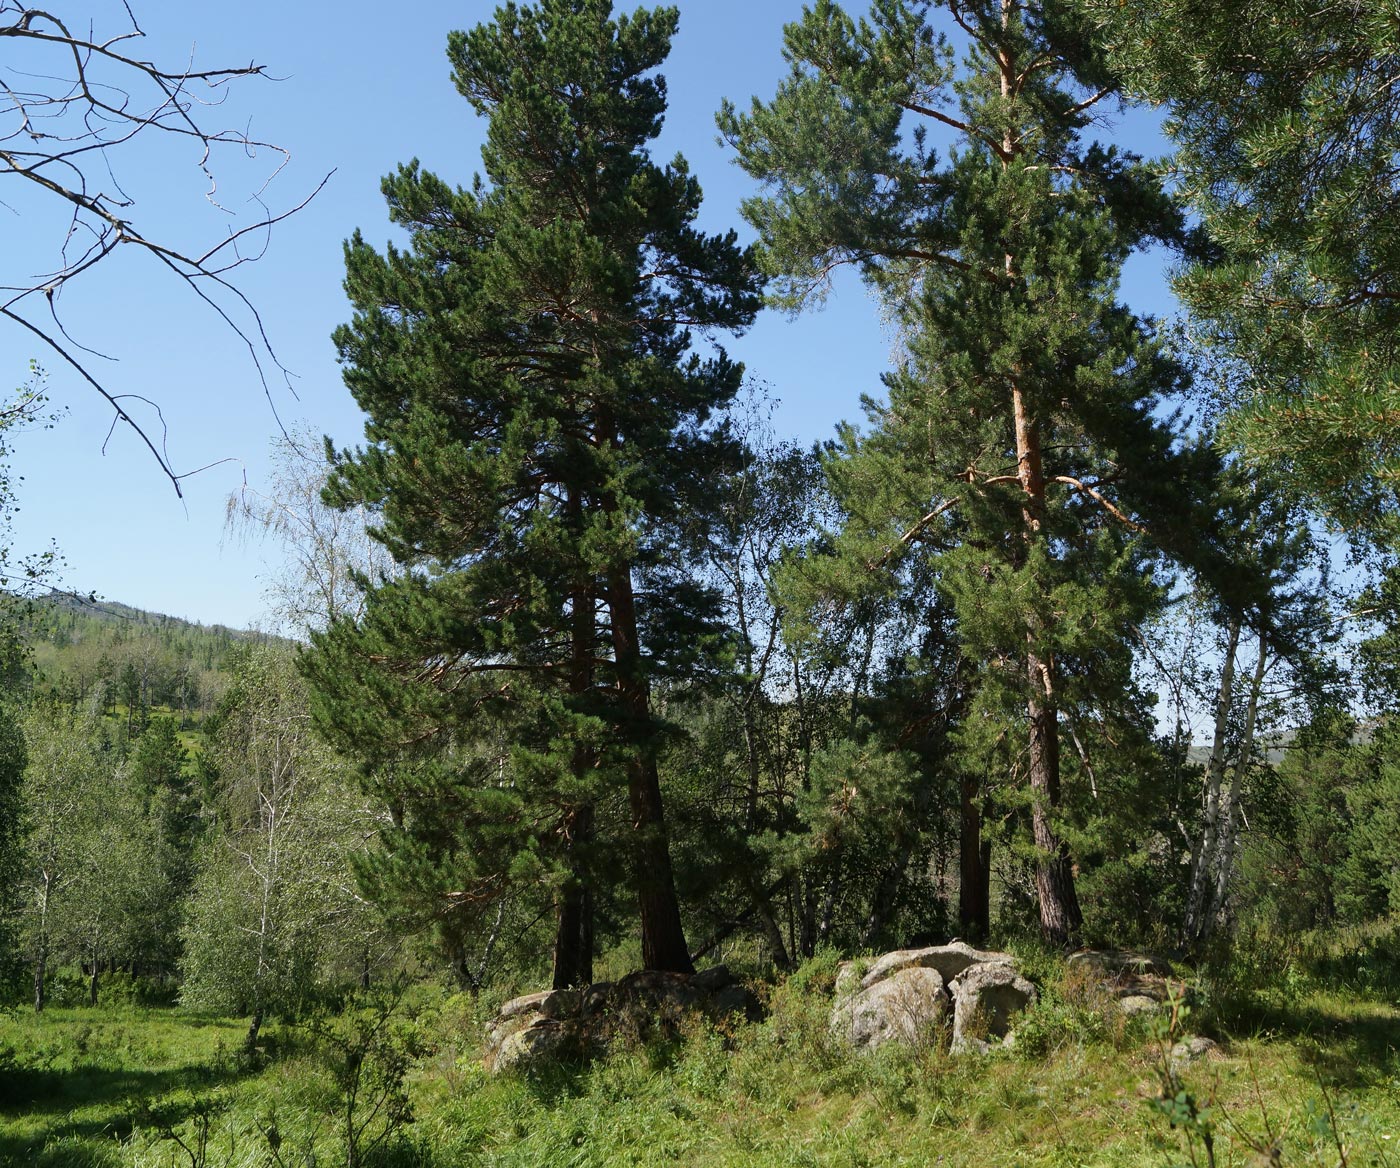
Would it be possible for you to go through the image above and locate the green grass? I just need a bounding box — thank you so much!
[3,965,1399,1168]
[412,977,1400,1168]
[0,1007,250,1166]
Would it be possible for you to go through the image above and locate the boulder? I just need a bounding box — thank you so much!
[1067,949,1188,1014]
[1170,1036,1218,1073]
[950,962,1037,1053]
[834,966,950,1050]
[497,987,582,1023]
[830,941,1037,1053]
[691,964,736,993]
[857,942,1016,993]
[1118,994,1163,1017]
[1067,949,1171,979]
[834,961,861,1005]
[484,966,761,1073]
[491,1020,573,1073]
[710,982,761,1020]
[580,981,614,1016]
[487,987,586,1050]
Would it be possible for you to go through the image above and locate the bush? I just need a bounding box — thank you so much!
[101,972,179,1008]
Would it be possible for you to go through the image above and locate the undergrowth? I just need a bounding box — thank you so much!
[2,949,1399,1167]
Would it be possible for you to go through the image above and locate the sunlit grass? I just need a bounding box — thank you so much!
[2,963,1399,1167]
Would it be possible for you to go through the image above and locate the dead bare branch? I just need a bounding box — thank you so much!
[1,2,324,494]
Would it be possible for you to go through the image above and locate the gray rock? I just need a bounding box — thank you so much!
[1170,1036,1218,1073]
[709,982,761,1020]
[485,969,766,1072]
[1118,994,1163,1017]
[834,961,861,1004]
[580,981,614,1016]
[859,942,1015,992]
[950,962,1037,1053]
[691,964,736,993]
[492,1020,571,1073]
[834,966,950,1050]
[1067,949,1171,978]
[497,987,582,1022]
[1067,949,1188,1011]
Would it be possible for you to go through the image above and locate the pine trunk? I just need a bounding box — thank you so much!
[552,805,595,989]
[1012,377,1082,948]
[1001,0,1082,943]
[553,548,597,989]
[959,774,990,942]
[1028,667,1082,947]
[607,564,693,974]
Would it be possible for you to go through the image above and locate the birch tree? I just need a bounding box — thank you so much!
[181,648,381,1051]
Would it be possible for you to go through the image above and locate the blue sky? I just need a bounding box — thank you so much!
[4,0,1173,630]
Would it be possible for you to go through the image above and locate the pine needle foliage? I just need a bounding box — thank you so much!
[304,0,762,984]
[720,0,1218,944]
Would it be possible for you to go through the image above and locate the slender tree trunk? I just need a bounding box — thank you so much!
[607,563,693,974]
[796,874,815,960]
[818,863,840,944]
[959,774,990,942]
[552,805,595,989]
[33,872,51,1013]
[1182,616,1242,950]
[553,536,596,989]
[790,656,818,959]
[475,898,508,991]
[32,948,46,1014]
[1013,379,1082,947]
[753,883,793,970]
[1201,629,1267,943]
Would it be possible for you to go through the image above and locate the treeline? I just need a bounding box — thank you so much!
[25,593,284,733]
[0,641,386,1043]
[4,0,1400,1027]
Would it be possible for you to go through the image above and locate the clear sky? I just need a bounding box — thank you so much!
[4,0,1173,631]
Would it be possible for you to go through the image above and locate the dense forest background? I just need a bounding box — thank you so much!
[3,0,1400,1021]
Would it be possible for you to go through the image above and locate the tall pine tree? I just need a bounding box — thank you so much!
[721,0,1209,945]
[305,0,760,985]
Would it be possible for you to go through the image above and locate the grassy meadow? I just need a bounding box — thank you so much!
[4,948,1400,1168]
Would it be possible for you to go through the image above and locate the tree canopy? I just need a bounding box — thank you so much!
[304,0,762,984]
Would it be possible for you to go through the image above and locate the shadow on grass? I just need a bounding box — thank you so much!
[0,1134,124,1168]
[0,1058,247,1163]
[1213,995,1400,1089]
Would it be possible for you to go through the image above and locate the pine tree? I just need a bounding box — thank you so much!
[721,0,1209,945]
[1077,0,1400,536]
[304,0,760,984]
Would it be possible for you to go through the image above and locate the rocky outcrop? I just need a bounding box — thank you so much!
[834,966,951,1049]
[832,941,1035,1054]
[484,965,760,1074]
[949,962,1038,1053]
[1067,949,1187,1016]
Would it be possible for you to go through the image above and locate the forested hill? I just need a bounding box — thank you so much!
[21,591,286,730]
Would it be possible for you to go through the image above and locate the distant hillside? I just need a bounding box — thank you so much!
[23,591,291,730]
